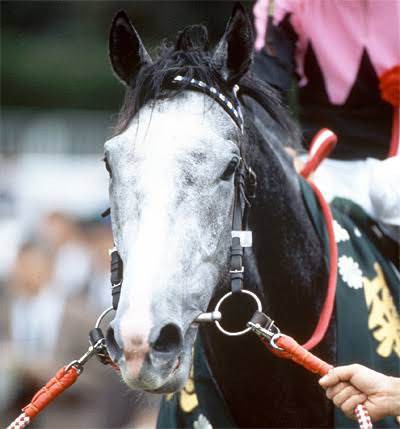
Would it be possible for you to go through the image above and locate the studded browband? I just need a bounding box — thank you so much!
[172,75,244,133]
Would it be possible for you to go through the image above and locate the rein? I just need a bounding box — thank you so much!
[7,79,372,429]
[300,129,338,350]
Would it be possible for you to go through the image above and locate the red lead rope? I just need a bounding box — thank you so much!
[256,333,372,429]
[7,314,119,429]
[7,366,79,429]
[301,179,338,351]
[300,129,338,351]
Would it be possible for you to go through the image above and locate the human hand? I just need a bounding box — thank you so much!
[319,364,400,422]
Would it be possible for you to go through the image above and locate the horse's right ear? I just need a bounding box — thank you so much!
[213,3,253,86]
[109,10,152,85]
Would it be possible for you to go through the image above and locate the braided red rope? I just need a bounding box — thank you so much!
[7,366,79,429]
[258,333,372,428]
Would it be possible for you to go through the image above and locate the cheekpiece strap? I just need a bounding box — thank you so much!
[229,161,256,293]
[172,75,244,133]
[109,247,123,310]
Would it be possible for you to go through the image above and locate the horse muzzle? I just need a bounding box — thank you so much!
[106,317,195,390]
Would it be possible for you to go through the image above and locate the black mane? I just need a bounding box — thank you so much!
[114,24,300,149]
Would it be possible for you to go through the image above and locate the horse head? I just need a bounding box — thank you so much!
[104,5,254,392]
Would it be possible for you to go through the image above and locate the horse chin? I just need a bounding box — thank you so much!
[150,360,191,394]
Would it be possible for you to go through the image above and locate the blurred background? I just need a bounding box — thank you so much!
[0,1,251,427]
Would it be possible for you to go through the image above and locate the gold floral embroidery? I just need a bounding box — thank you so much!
[179,365,199,412]
[363,263,400,358]
[165,365,199,413]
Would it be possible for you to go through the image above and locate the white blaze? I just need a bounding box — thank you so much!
[105,91,239,344]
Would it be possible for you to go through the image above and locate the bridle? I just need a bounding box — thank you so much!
[97,76,341,388]
[104,76,338,343]
[108,75,260,329]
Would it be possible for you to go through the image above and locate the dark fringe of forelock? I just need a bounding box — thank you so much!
[114,37,225,134]
[113,24,300,149]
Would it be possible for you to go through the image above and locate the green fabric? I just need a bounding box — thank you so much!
[300,179,400,429]
[158,180,399,429]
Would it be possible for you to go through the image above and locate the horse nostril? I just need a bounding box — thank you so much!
[106,326,123,362]
[151,323,182,355]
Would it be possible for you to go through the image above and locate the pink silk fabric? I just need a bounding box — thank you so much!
[253,0,400,105]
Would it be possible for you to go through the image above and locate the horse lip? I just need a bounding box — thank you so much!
[153,355,183,390]
[172,356,181,372]
[144,364,182,394]
[118,351,182,388]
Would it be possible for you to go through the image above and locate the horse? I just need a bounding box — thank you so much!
[103,5,399,428]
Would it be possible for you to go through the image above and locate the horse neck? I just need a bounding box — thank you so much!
[200,114,333,428]
[249,137,328,341]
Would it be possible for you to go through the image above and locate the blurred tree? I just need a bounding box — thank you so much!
[1,1,252,111]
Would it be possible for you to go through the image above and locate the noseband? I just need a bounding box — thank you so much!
[109,75,257,311]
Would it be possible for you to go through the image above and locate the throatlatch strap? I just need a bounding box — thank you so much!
[229,163,248,293]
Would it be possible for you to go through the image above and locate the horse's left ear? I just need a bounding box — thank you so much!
[213,3,253,85]
[109,10,152,85]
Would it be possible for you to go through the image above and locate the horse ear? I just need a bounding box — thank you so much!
[213,3,253,85]
[109,10,152,85]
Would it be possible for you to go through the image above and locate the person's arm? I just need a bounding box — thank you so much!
[319,364,400,421]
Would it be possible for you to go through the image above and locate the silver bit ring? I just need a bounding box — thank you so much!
[214,290,262,336]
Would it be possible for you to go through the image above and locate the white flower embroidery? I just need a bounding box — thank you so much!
[354,227,362,237]
[338,255,364,289]
[193,414,213,429]
[333,220,350,243]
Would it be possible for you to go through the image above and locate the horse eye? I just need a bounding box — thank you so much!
[221,156,240,180]
[103,156,112,178]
